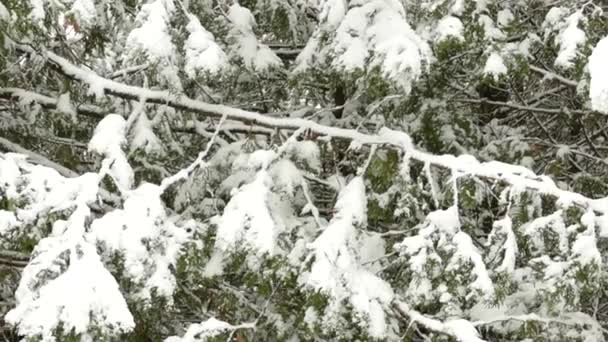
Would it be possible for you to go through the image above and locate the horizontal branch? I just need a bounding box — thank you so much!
[0,250,30,268]
[18,49,608,214]
[452,98,590,116]
[393,301,486,342]
[0,88,106,119]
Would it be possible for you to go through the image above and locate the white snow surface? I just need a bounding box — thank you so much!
[484,53,507,79]
[554,11,585,68]
[0,2,9,21]
[184,14,227,77]
[227,3,282,71]
[165,318,254,342]
[435,16,464,42]
[304,177,394,339]
[297,0,431,92]
[69,0,97,27]
[126,0,176,60]
[589,35,608,114]
[6,206,135,341]
[88,183,190,301]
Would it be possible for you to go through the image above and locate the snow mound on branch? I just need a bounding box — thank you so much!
[0,153,99,224]
[589,35,608,114]
[483,53,507,80]
[88,183,190,301]
[0,3,9,21]
[296,0,430,93]
[554,11,586,68]
[215,168,278,254]
[165,317,254,342]
[27,0,46,22]
[126,0,176,60]
[89,114,134,190]
[214,150,288,255]
[435,16,464,42]
[129,111,164,155]
[6,206,134,341]
[304,177,394,338]
[543,8,586,69]
[69,0,97,28]
[184,14,227,77]
[227,3,282,71]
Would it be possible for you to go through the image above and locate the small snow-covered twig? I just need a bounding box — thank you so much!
[393,300,486,342]
[529,65,578,88]
[159,115,227,192]
[109,63,150,80]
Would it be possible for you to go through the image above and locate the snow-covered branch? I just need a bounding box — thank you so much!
[0,87,106,119]
[32,49,608,214]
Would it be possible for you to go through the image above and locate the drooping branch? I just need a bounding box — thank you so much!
[452,98,590,116]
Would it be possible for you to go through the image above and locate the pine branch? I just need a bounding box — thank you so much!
[0,88,106,119]
[23,48,607,214]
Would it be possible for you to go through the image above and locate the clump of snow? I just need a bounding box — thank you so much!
[0,210,17,234]
[126,0,176,60]
[319,0,347,29]
[435,16,464,42]
[89,114,134,190]
[487,216,518,273]
[69,0,97,28]
[129,111,164,155]
[296,0,431,93]
[28,0,46,22]
[0,2,9,21]
[227,3,282,71]
[56,92,76,121]
[6,206,135,341]
[522,210,568,255]
[285,140,321,172]
[478,15,505,41]
[483,53,507,80]
[304,177,394,339]
[497,9,514,28]
[543,8,585,69]
[450,0,465,15]
[0,152,99,227]
[184,14,227,77]
[572,211,601,266]
[589,35,608,114]
[450,231,494,297]
[88,183,190,301]
[554,11,586,68]
[165,318,254,342]
[215,168,278,254]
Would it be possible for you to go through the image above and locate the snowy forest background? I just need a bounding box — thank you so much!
[1,0,608,341]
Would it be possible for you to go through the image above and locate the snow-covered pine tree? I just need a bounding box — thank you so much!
[1,0,608,341]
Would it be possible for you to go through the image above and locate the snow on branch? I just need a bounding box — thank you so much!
[165,317,254,342]
[393,301,486,342]
[18,48,605,214]
[0,87,106,118]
